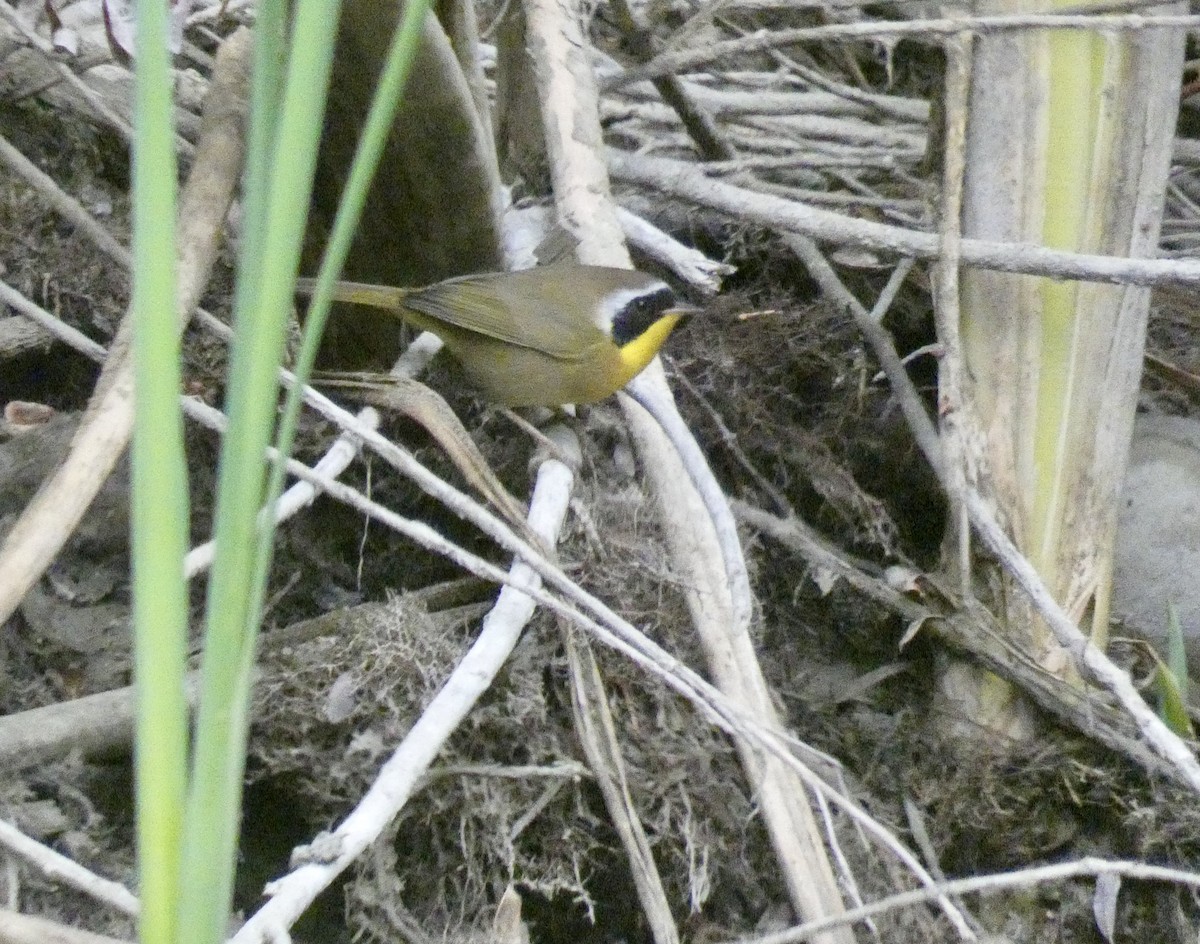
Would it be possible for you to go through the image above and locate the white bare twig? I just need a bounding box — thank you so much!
[0,908,131,944]
[182,411,378,578]
[520,0,685,935]
[609,150,1200,286]
[729,857,1200,944]
[605,12,1200,90]
[964,489,1200,792]
[0,819,139,918]
[0,280,107,361]
[932,35,972,596]
[229,435,579,942]
[617,206,734,293]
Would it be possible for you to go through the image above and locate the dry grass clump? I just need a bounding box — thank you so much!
[249,465,781,939]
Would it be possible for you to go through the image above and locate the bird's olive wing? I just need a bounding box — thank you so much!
[402,273,595,361]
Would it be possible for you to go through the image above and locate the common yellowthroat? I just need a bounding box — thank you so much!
[295,264,695,408]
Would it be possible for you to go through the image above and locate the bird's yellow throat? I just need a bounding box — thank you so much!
[615,312,684,383]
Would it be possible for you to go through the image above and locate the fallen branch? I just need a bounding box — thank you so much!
[609,150,1200,286]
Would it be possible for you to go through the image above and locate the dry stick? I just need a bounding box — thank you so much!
[229,435,580,944]
[519,0,683,938]
[732,498,1186,784]
[0,280,108,360]
[735,112,926,153]
[621,380,752,635]
[0,820,139,918]
[932,35,972,596]
[242,378,737,744]
[616,206,734,294]
[965,489,1200,791]
[786,237,942,466]
[663,0,940,49]
[732,502,924,619]
[0,4,194,159]
[181,409,377,578]
[617,14,929,155]
[828,171,927,230]
[611,81,923,123]
[0,28,252,628]
[607,150,1200,286]
[749,55,928,124]
[731,857,1200,944]
[566,639,681,944]
[0,137,131,265]
[596,48,931,123]
[0,316,53,361]
[526,0,870,937]
[607,0,736,161]
[0,669,200,772]
[868,258,915,325]
[0,606,498,782]
[426,761,590,782]
[604,98,923,166]
[602,11,1200,90]
[507,777,573,844]
[0,908,131,944]
[697,152,912,176]
[807,791,877,941]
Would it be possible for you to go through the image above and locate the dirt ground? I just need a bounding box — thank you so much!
[4,30,1200,944]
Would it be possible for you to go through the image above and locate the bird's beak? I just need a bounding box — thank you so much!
[667,304,703,325]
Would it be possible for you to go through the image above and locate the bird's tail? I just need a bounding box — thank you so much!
[294,277,409,310]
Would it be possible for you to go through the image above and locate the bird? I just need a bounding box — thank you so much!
[294,263,696,407]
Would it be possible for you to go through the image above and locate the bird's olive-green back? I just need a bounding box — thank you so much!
[401,264,665,361]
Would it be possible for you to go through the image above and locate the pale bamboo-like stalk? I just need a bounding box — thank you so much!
[952,8,1185,705]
